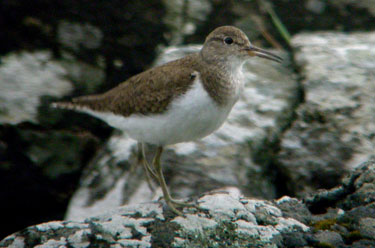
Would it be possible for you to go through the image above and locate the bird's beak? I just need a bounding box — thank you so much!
[244,45,283,63]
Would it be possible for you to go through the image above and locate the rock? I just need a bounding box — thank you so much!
[57,53,105,96]
[162,0,211,45]
[331,0,375,17]
[269,0,375,33]
[314,230,344,247]
[0,125,100,241]
[0,51,72,124]
[351,240,375,248]
[306,160,375,247]
[64,45,297,221]
[358,217,375,240]
[57,21,103,51]
[0,191,310,248]
[2,158,375,247]
[278,31,375,196]
[275,196,312,224]
[0,1,167,89]
[0,49,106,239]
[340,160,375,209]
[0,1,170,239]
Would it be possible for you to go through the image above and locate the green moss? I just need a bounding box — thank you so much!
[150,220,180,247]
[313,219,337,230]
[21,129,98,179]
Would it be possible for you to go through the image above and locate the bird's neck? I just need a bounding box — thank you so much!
[198,54,245,106]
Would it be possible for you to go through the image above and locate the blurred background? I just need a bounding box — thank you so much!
[1,0,375,240]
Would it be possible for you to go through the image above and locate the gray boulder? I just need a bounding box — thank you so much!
[278,31,375,196]
[0,190,310,248]
[2,159,375,247]
[0,51,72,125]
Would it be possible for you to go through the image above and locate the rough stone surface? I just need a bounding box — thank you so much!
[3,160,375,247]
[0,51,72,124]
[305,160,375,247]
[269,0,375,33]
[163,0,211,45]
[57,21,103,51]
[359,217,375,240]
[315,230,344,247]
[278,31,375,196]
[0,191,310,248]
[331,0,375,16]
[275,196,312,225]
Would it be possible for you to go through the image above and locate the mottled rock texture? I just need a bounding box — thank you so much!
[1,191,311,248]
[278,31,375,196]
[0,0,165,239]
[2,160,375,247]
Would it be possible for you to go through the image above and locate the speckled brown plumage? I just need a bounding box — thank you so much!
[55,54,200,116]
[54,52,237,116]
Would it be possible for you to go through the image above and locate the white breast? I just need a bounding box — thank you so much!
[82,72,240,146]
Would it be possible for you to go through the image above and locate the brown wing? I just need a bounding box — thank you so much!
[58,55,198,117]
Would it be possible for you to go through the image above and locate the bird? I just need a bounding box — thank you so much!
[53,26,282,215]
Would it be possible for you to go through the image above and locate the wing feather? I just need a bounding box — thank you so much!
[55,54,199,117]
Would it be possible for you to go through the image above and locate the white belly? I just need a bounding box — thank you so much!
[84,75,239,145]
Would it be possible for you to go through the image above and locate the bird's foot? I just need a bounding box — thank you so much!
[163,197,204,215]
[165,200,184,216]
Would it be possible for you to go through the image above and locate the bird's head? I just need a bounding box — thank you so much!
[201,26,282,69]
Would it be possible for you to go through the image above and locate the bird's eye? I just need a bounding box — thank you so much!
[224,37,233,45]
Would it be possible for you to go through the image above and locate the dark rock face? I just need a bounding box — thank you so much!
[0,124,100,240]
[278,31,375,197]
[270,0,375,33]
[307,160,375,247]
[0,0,166,240]
[0,0,166,90]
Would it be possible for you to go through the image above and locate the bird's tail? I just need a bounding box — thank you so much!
[51,94,105,111]
[51,101,76,110]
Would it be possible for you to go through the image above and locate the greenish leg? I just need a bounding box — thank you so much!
[152,146,184,215]
[137,142,158,191]
[152,146,203,215]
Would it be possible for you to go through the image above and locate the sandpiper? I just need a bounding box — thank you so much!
[53,26,282,215]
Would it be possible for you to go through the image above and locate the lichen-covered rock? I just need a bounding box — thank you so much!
[2,159,375,247]
[314,230,344,247]
[0,191,310,248]
[0,50,105,240]
[0,51,72,124]
[306,160,375,247]
[278,31,375,196]
[275,196,312,225]
[359,217,375,240]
